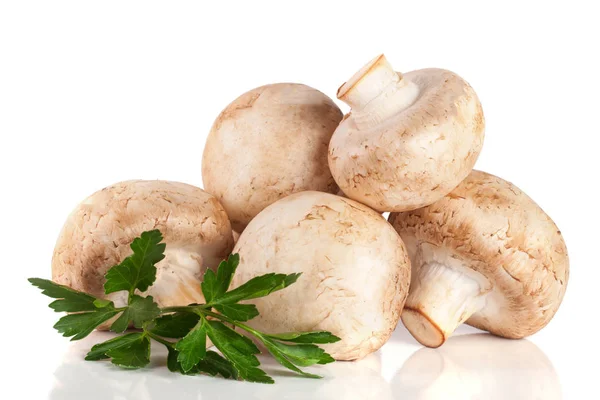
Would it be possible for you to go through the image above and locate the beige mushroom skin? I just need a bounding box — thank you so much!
[389,170,569,347]
[329,55,485,212]
[231,191,411,360]
[202,83,343,232]
[52,180,234,325]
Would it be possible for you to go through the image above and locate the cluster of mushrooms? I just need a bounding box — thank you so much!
[52,54,569,361]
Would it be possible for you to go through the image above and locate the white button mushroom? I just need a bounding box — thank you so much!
[202,83,343,232]
[52,180,234,315]
[329,54,485,212]
[230,191,411,360]
[389,170,569,347]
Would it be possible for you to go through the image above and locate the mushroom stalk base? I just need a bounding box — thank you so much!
[402,262,489,348]
[337,54,419,129]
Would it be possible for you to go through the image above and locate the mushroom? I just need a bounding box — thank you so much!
[393,334,561,400]
[232,230,241,245]
[329,54,485,212]
[52,180,234,318]
[231,191,411,360]
[202,83,343,232]
[389,170,569,347]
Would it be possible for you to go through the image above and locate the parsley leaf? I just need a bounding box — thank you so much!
[107,335,151,369]
[265,331,341,344]
[205,320,273,384]
[31,230,340,383]
[174,319,207,372]
[86,332,146,360]
[196,351,239,379]
[167,348,238,379]
[93,299,114,308]
[213,303,259,321]
[149,313,199,338]
[28,278,100,312]
[257,336,335,379]
[201,254,239,304]
[262,341,321,379]
[53,308,120,340]
[110,295,161,333]
[267,341,334,366]
[212,273,301,305]
[104,230,166,295]
[86,332,151,368]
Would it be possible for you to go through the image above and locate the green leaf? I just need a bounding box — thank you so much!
[270,340,334,366]
[263,340,321,379]
[167,347,182,373]
[149,312,199,338]
[53,309,120,340]
[198,351,239,379]
[86,332,146,361]
[104,230,166,295]
[106,335,151,369]
[31,238,338,383]
[28,278,100,312]
[205,320,273,384]
[174,320,207,372]
[202,254,239,304]
[110,295,160,333]
[213,273,301,305]
[265,331,341,344]
[258,336,336,379]
[213,303,259,322]
[216,253,239,291]
[200,270,218,303]
[167,348,238,379]
[93,299,114,308]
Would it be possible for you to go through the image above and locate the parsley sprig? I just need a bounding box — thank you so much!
[29,230,340,383]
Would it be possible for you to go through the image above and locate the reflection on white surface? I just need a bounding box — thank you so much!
[48,331,560,400]
[392,334,561,400]
[49,332,391,400]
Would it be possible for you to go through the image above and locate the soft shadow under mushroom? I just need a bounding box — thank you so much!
[392,334,561,400]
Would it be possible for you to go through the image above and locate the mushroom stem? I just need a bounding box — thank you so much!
[337,54,420,128]
[401,262,490,348]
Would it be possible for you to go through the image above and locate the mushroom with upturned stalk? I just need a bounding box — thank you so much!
[52,180,234,321]
[202,83,343,232]
[231,191,411,360]
[389,170,569,347]
[329,54,485,212]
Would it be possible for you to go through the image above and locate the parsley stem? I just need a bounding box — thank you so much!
[145,330,174,348]
[160,306,197,314]
[160,304,210,314]
[201,309,261,337]
[127,288,135,304]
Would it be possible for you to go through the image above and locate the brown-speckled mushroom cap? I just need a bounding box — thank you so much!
[231,191,411,360]
[329,54,484,212]
[202,83,343,232]
[52,180,234,315]
[389,170,569,347]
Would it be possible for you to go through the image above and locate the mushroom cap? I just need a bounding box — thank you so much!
[52,180,234,311]
[389,170,569,338]
[329,68,484,212]
[231,191,411,360]
[202,83,343,232]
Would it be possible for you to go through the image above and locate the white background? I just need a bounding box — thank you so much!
[1,1,598,399]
